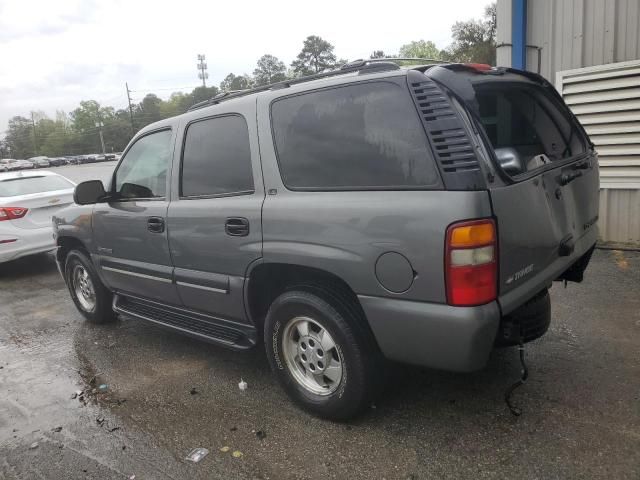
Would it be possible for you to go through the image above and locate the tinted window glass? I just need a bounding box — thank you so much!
[115,129,172,198]
[181,115,254,197]
[476,86,586,175]
[0,175,74,197]
[271,82,440,189]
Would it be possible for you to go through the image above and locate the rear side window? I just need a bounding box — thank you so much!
[181,115,254,197]
[476,85,586,175]
[0,175,73,197]
[271,82,440,190]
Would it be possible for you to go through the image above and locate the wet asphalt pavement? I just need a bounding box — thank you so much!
[1,164,639,479]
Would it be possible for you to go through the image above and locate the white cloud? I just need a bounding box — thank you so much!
[0,0,488,132]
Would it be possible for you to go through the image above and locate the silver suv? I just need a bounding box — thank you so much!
[53,61,599,420]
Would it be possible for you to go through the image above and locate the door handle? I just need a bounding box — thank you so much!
[147,216,165,233]
[225,217,249,236]
[559,170,583,186]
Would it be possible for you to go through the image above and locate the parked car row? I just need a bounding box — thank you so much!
[0,153,121,171]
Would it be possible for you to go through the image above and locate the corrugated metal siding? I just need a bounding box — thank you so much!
[496,0,513,66]
[496,0,640,80]
[556,60,640,245]
[599,188,640,244]
[556,60,640,189]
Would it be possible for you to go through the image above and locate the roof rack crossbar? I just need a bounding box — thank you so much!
[188,58,442,112]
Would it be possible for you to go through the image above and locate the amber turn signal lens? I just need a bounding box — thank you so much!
[449,222,495,248]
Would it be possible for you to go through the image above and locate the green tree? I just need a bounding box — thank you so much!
[101,112,133,152]
[398,40,442,60]
[134,94,163,129]
[191,86,220,104]
[219,73,252,92]
[39,115,70,156]
[253,54,287,86]
[443,2,497,64]
[370,50,387,59]
[70,100,114,153]
[4,116,34,159]
[291,35,337,75]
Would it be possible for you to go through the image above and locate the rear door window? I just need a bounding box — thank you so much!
[271,81,441,190]
[476,85,586,176]
[180,115,254,197]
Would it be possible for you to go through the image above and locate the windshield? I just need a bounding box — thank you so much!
[0,175,74,197]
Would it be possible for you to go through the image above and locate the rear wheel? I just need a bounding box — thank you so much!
[65,249,115,324]
[264,288,380,420]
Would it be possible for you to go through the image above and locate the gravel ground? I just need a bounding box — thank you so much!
[0,168,638,478]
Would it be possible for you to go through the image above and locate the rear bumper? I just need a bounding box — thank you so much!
[359,295,500,372]
[0,224,55,263]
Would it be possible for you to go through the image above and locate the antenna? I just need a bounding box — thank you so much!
[197,54,209,87]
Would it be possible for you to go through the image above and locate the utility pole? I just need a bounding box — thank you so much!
[197,54,208,87]
[126,82,135,136]
[95,121,106,154]
[30,112,38,155]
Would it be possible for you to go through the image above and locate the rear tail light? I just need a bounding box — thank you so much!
[0,207,28,221]
[445,219,497,306]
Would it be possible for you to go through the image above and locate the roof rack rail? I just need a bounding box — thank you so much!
[368,57,446,64]
[187,58,440,112]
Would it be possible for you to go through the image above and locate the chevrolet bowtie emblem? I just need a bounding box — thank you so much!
[48,198,61,204]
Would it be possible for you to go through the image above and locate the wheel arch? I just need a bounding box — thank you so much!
[245,262,376,346]
[56,236,89,266]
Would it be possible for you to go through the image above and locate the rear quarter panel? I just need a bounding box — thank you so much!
[261,190,492,302]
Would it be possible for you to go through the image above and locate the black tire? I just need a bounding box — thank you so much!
[64,249,115,324]
[264,287,381,421]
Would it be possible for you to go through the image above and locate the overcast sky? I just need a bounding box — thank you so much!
[0,0,487,134]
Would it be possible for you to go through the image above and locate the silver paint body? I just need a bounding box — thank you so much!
[53,68,599,372]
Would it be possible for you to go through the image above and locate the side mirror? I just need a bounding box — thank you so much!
[74,180,107,205]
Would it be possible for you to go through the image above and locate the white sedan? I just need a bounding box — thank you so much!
[0,170,75,263]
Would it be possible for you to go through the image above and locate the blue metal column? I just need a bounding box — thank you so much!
[512,0,527,69]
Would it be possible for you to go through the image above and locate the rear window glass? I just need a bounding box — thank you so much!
[271,82,440,190]
[476,85,586,176]
[0,175,74,197]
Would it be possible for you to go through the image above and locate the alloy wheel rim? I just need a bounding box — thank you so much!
[282,316,343,396]
[72,265,96,312]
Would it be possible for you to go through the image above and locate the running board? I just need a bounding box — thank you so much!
[113,294,257,350]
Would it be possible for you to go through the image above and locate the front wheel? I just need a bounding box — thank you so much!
[65,249,115,324]
[264,288,380,420]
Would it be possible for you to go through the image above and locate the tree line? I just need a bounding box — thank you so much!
[0,4,495,159]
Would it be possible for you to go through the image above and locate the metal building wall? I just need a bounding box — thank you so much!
[497,0,640,80]
[557,60,640,245]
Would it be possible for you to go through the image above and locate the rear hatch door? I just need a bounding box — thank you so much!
[429,67,600,314]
